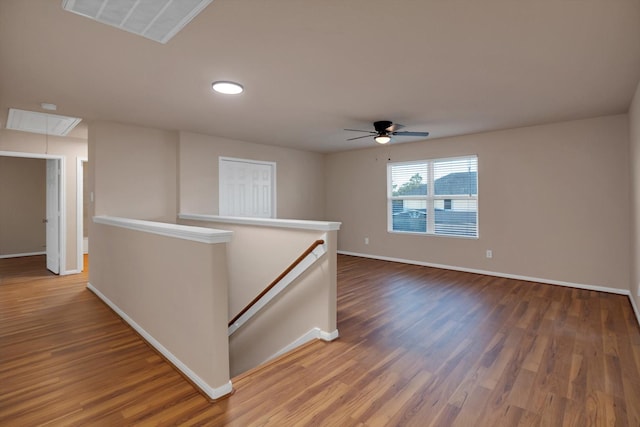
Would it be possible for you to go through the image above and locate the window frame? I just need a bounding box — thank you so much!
[387,155,478,238]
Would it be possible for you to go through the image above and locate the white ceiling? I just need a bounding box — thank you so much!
[1,0,639,153]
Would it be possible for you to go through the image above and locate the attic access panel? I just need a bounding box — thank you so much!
[6,109,82,136]
[62,0,214,44]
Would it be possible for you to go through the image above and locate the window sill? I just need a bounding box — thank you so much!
[387,230,479,240]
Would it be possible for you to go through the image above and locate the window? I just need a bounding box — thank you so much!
[219,157,276,218]
[388,155,478,237]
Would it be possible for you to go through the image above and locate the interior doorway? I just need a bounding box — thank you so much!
[0,151,65,274]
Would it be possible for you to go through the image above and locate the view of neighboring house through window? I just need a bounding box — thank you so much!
[388,155,478,237]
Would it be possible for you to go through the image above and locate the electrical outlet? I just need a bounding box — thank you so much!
[364,237,369,245]
[486,249,493,259]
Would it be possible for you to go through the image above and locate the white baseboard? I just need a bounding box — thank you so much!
[267,327,339,362]
[338,250,640,327]
[319,329,340,341]
[0,252,80,276]
[0,251,46,259]
[338,250,628,295]
[629,295,640,328]
[86,282,233,400]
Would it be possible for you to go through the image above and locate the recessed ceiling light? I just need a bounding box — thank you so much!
[41,103,57,111]
[212,81,244,95]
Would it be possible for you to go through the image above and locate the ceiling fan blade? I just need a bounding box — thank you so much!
[347,134,375,141]
[344,128,375,133]
[373,120,393,133]
[391,131,430,137]
[387,123,405,132]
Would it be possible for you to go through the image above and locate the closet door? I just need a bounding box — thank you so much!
[219,157,275,218]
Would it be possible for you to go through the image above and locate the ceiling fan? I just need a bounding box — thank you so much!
[345,120,430,144]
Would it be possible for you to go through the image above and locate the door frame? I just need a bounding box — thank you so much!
[0,150,66,274]
[76,157,87,272]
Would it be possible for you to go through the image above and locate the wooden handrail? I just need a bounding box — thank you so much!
[228,239,325,327]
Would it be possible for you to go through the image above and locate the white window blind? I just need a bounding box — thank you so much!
[388,155,478,237]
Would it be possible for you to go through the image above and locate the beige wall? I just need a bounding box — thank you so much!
[179,131,326,220]
[629,80,640,310]
[89,120,336,378]
[0,157,45,256]
[179,217,337,376]
[89,124,325,224]
[89,121,178,222]
[89,223,230,392]
[0,129,87,271]
[327,115,631,290]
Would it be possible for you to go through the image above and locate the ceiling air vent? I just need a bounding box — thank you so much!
[6,109,82,136]
[62,0,214,44]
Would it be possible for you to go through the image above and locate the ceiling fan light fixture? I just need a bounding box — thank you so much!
[375,135,391,144]
[344,120,429,144]
[212,81,244,95]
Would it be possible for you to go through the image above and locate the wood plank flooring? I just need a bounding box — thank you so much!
[2,254,640,426]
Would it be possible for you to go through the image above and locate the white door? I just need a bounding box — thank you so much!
[46,159,60,274]
[219,158,275,218]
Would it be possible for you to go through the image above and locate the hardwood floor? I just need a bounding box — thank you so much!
[2,255,640,426]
